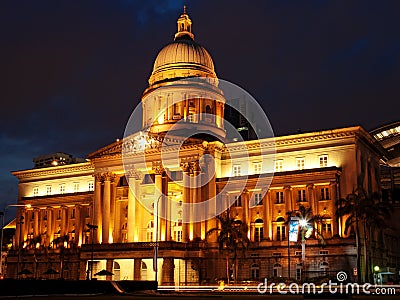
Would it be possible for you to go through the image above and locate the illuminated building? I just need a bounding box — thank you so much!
[7,9,400,284]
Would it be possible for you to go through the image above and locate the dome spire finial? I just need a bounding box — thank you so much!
[174,6,194,41]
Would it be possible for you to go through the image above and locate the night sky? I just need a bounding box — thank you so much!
[1,0,400,212]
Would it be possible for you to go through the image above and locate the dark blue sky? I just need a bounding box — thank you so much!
[1,0,400,211]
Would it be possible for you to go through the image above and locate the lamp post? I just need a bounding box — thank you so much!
[154,194,163,285]
[0,204,31,277]
[86,223,98,280]
[298,218,309,279]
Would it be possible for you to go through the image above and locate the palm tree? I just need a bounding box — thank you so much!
[336,187,391,283]
[205,209,249,284]
[287,205,325,279]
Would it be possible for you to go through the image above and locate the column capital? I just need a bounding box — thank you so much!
[126,169,142,180]
[306,183,314,188]
[152,163,165,175]
[189,161,201,173]
[94,173,104,182]
[284,185,292,190]
[103,172,116,182]
[180,162,191,173]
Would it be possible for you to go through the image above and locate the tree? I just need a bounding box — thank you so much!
[336,187,391,283]
[287,205,325,279]
[205,209,249,284]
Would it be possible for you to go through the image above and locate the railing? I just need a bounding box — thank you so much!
[80,241,203,252]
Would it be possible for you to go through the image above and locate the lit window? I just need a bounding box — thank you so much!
[276,191,284,204]
[296,158,305,170]
[254,219,263,242]
[253,162,262,174]
[273,263,282,277]
[46,186,52,195]
[60,184,66,194]
[322,222,332,235]
[319,155,328,168]
[33,187,39,197]
[146,221,154,242]
[274,160,283,172]
[297,190,307,202]
[320,250,329,255]
[321,188,330,200]
[251,263,260,280]
[234,195,242,207]
[88,181,94,191]
[233,165,241,176]
[253,193,263,206]
[73,182,79,192]
[276,225,286,241]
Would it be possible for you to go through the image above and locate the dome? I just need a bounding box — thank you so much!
[148,8,217,86]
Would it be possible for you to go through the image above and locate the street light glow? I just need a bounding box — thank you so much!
[299,219,308,227]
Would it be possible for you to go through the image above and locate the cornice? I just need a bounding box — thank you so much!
[12,162,94,181]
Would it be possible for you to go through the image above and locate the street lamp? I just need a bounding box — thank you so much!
[86,223,98,280]
[0,204,31,276]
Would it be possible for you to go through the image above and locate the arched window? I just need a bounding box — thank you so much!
[113,262,121,281]
[251,263,260,280]
[276,217,286,241]
[254,219,264,242]
[273,263,282,277]
[141,261,148,280]
[147,221,154,242]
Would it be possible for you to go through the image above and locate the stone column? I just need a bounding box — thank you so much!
[163,173,171,241]
[33,209,39,237]
[94,174,103,243]
[330,181,339,236]
[307,184,315,210]
[102,173,114,244]
[110,176,117,243]
[60,206,68,237]
[161,258,175,286]
[47,207,53,246]
[284,186,292,212]
[264,190,271,239]
[242,189,250,229]
[134,258,142,280]
[106,259,113,281]
[153,166,164,242]
[127,170,140,243]
[75,205,82,246]
[181,163,191,242]
[192,161,201,239]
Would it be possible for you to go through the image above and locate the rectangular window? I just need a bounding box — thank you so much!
[320,250,329,255]
[297,189,307,202]
[319,155,328,168]
[321,188,330,200]
[234,195,242,207]
[253,162,262,174]
[276,191,284,204]
[73,182,80,192]
[233,165,241,176]
[46,186,52,195]
[60,184,65,194]
[253,193,263,206]
[33,187,39,197]
[322,223,332,234]
[71,208,75,219]
[295,251,302,256]
[277,226,286,241]
[274,160,283,172]
[254,227,263,242]
[88,181,94,191]
[57,209,61,219]
[296,158,305,170]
